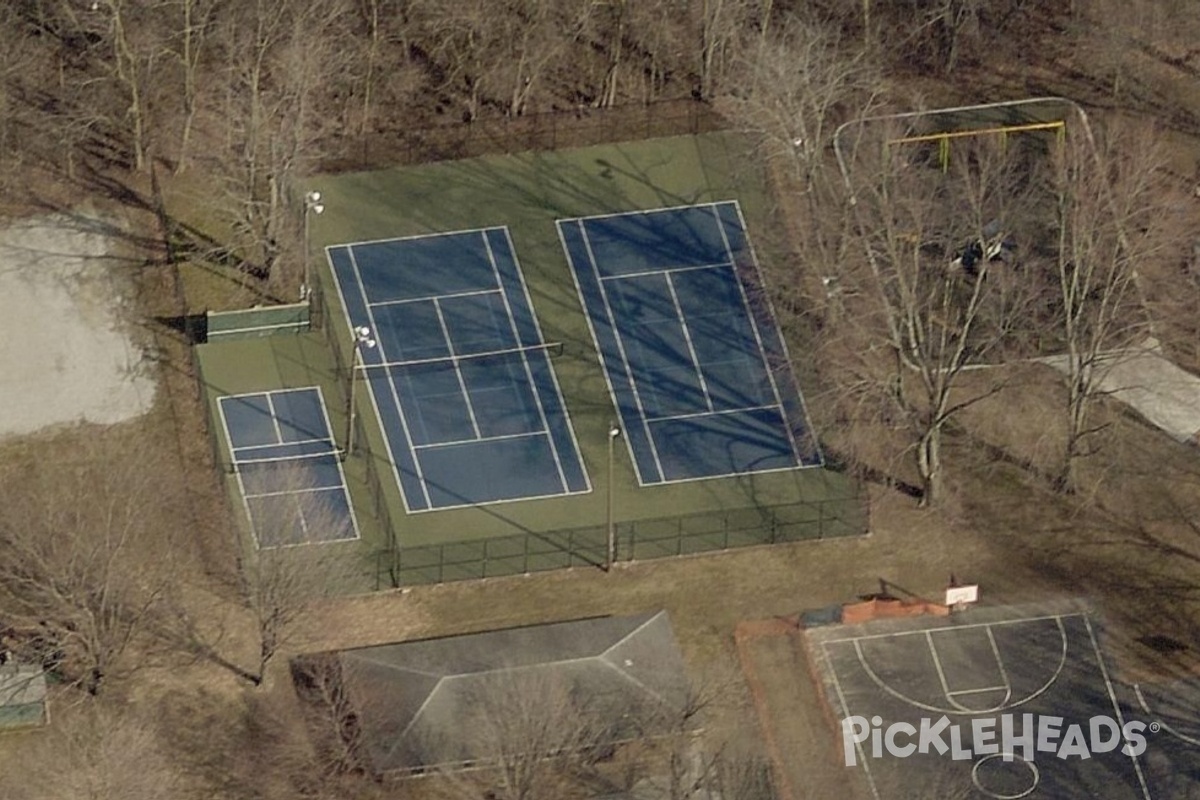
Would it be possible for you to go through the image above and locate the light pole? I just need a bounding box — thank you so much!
[302,190,324,301]
[344,326,376,459]
[606,422,621,572]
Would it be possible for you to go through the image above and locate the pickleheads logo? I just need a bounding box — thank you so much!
[841,714,1152,767]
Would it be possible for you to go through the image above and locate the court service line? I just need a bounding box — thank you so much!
[501,227,592,494]
[266,392,286,445]
[482,230,568,494]
[646,403,784,424]
[556,220,646,486]
[578,221,667,482]
[368,286,500,309]
[662,271,715,413]
[596,260,734,283]
[431,296,482,441]
[411,430,548,451]
[346,243,432,511]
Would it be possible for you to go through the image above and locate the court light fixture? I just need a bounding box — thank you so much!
[301,190,325,301]
[345,326,377,457]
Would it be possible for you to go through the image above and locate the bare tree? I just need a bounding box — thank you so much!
[1049,116,1174,492]
[0,701,189,800]
[0,435,179,695]
[835,122,1045,505]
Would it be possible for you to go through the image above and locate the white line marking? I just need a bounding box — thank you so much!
[556,220,645,486]
[481,230,567,494]
[346,244,432,510]
[502,226,592,494]
[411,430,546,450]
[728,201,825,466]
[663,270,714,412]
[597,260,733,282]
[823,641,883,800]
[1082,614,1152,799]
[645,403,784,423]
[431,296,481,440]
[566,199,728,223]
[368,287,500,308]
[327,224,505,250]
[849,617,1067,715]
[578,220,667,481]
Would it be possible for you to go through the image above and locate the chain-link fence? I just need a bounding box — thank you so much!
[370,492,867,589]
[323,99,728,173]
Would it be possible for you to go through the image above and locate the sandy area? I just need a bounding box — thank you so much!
[0,214,156,437]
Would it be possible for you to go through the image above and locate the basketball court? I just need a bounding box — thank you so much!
[801,599,1200,799]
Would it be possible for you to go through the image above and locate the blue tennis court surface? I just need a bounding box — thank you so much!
[328,228,590,512]
[218,388,359,548]
[559,201,820,484]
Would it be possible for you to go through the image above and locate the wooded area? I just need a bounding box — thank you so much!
[3,1,1200,798]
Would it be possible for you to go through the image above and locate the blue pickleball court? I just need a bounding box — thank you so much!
[328,228,590,512]
[558,201,821,485]
[218,387,360,547]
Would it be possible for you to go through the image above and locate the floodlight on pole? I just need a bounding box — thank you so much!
[605,422,621,572]
[344,326,376,459]
[302,190,324,301]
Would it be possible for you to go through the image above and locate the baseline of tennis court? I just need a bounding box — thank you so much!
[328,228,590,512]
[218,387,359,548]
[559,201,821,485]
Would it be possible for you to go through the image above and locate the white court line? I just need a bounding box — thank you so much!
[596,260,734,282]
[368,286,500,308]
[315,385,363,542]
[481,229,568,494]
[925,629,1012,713]
[645,403,783,424]
[556,220,646,486]
[847,616,1067,715]
[233,436,333,454]
[266,392,286,444]
[328,246,419,514]
[578,220,667,482]
[663,270,715,413]
[345,244,432,511]
[1082,614,1152,799]
[728,201,826,467]
[710,204,800,465]
[819,612,1074,644]
[823,638,884,800]
[217,392,263,548]
[330,225,504,250]
[431,296,482,440]
[566,199,728,223]
[410,430,546,450]
[501,226,592,494]
[1134,683,1200,748]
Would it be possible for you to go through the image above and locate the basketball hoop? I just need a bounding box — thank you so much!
[945,584,979,613]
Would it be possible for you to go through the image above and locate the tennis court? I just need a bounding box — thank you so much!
[558,201,820,485]
[218,387,359,548]
[806,601,1157,799]
[328,228,590,512]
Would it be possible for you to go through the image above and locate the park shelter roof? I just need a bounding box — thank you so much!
[336,610,689,774]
